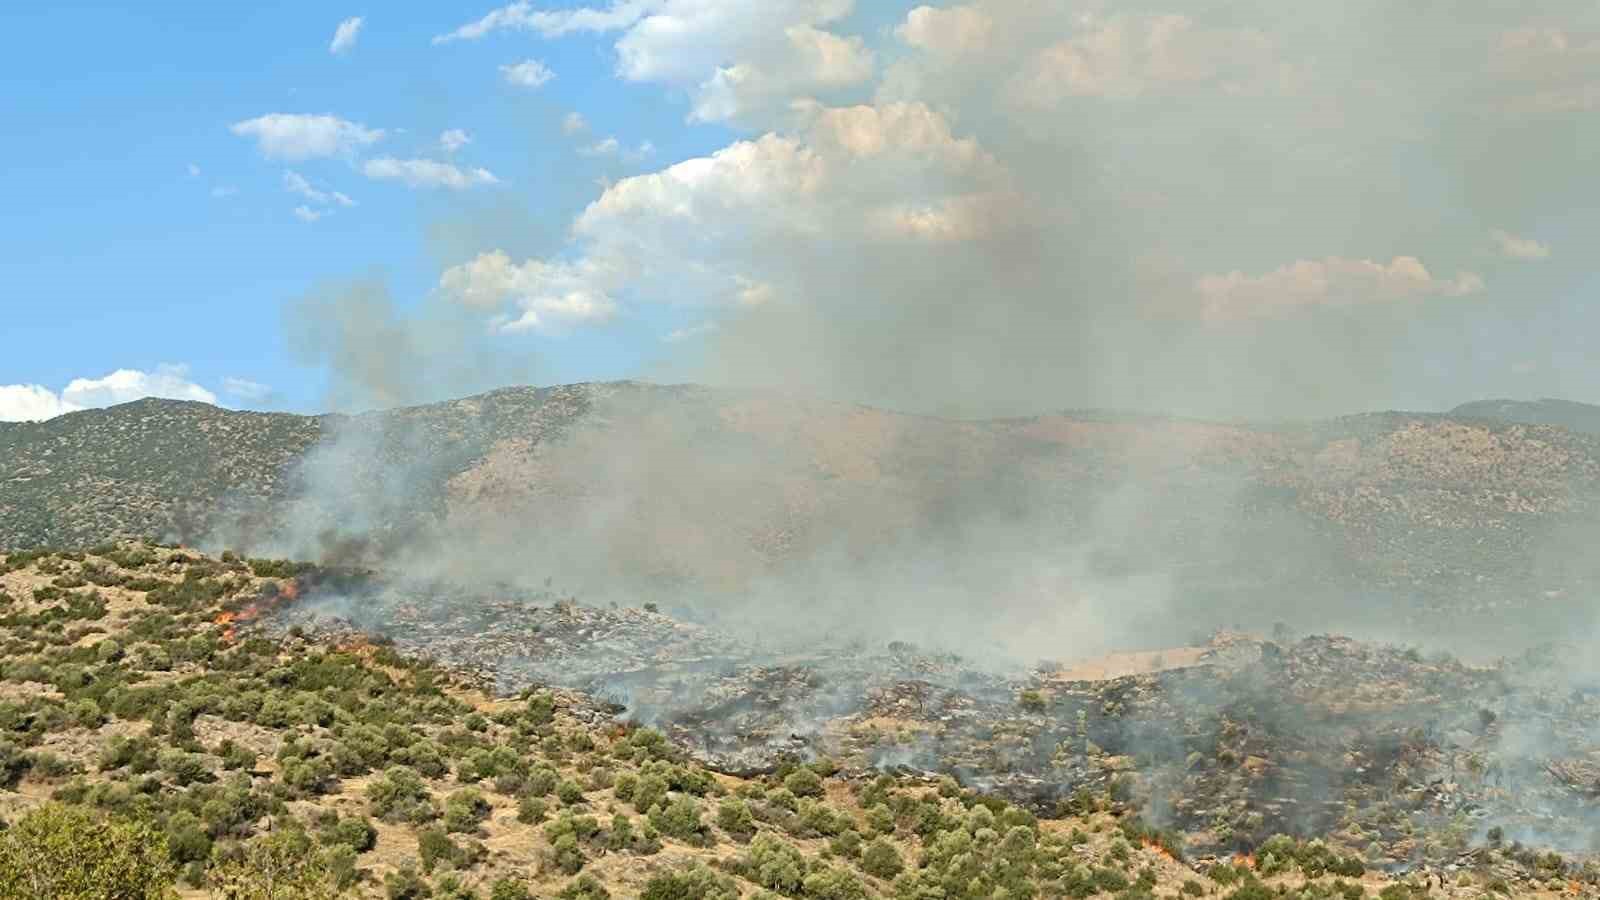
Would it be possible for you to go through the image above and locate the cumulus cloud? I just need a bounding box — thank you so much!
[897,5,993,56]
[1193,257,1485,322]
[439,129,472,153]
[418,2,1598,417]
[441,1,871,124]
[562,112,589,135]
[329,16,364,54]
[438,249,619,334]
[230,114,384,161]
[0,367,218,422]
[362,157,500,189]
[500,59,555,88]
[1491,228,1551,260]
[0,385,79,423]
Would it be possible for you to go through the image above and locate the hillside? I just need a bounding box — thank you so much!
[1451,399,1600,436]
[0,544,1591,898]
[5,383,1600,652]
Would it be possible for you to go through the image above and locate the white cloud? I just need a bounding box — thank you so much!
[0,385,79,422]
[362,157,500,189]
[690,24,874,124]
[222,377,275,403]
[1491,228,1551,260]
[433,0,654,43]
[436,100,1009,336]
[500,59,555,89]
[330,16,364,54]
[284,170,327,203]
[1194,256,1485,322]
[293,205,326,222]
[440,129,472,153]
[231,113,385,161]
[63,366,218,409]
[897,5,993,55]
[578,137,655,162]
[439,250,620,334]
[562,112,589,135]
[284,171,355,209]
[441,1,871,124]
[186,162,202,177]
[1,366,219,421]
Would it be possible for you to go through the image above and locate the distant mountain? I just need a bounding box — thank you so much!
[1451,397,1600,435]
[5,382,1600,646]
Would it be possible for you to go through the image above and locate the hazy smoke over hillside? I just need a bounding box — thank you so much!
[258,0,1600,667]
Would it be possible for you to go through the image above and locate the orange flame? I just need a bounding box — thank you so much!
[1235,853,1257,870]
[1141,837,1176,862]
[215,577,302,643]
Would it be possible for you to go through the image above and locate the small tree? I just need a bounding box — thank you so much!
[207,829,337,900]
[0,803,175,900]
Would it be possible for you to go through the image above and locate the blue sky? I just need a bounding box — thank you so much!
[2,2,1595,421]
[2,2,760,414]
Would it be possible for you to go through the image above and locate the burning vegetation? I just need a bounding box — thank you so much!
[2,543,1600,897]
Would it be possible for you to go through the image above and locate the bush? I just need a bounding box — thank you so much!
[367,766,437,824]
[318,815,377,854]
[443,788,492,834]
[206,829,336,900]
[783,767,824,798]
[517,796,549,825]
[385,862,432,900]
[717,798,756,839]
[649,795,709,844]
[556,874,610,900]
[418,827,464,874]
[489,879,532,900]
[632,773,668,813]
[641,862,741,900]
[860,837,904,879]
[747,833,806,893]
[0,803,174,899]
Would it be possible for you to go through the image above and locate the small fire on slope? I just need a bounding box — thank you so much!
[216,578,302,642]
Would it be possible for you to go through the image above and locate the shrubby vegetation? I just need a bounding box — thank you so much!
[0,545,1516,898]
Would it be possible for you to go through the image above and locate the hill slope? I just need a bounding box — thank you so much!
[0,544,1590,898]
[4,383,1600,649]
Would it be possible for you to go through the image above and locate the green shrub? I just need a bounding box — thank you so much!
[384,862,432,900]
[516,797,549,825]
[747,833,806,893]
[443,788,492,835]
[641,862,741,900]
[783,766,824,798]
[717,797,756,839]
[649,795,709,844]
[367,766,437,824]
[0,803,174,899]
[860,837,904,879]
[556,874,610,900]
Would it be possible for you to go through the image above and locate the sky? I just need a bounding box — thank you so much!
[1,1,1596,422]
